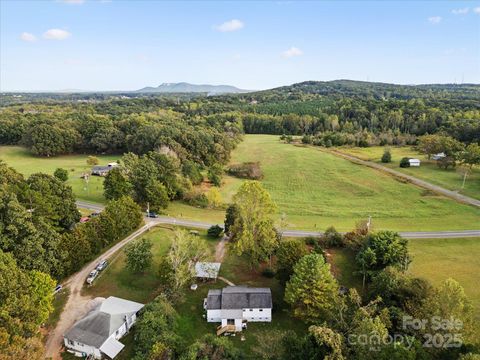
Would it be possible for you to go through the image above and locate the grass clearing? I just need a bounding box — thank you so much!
[0,146,120,203]
[168,135,480,231]
[337,146,480,200]
[408,237,480,319]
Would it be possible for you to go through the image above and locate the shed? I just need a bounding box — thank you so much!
[408,158,421,167]
[195,262,221,279]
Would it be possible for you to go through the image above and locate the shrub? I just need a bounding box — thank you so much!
[184,189,209,208]
[304,236,318,246]
[319,226,344,248]
[207,225,223,238]
[399,157,410,168]
[53,168,68,182]
[381,149,392,163]
[262,267,276,278]
[227,162,263,180]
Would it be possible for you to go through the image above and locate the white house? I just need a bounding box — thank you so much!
[409,158,421,167]
[204,286,272,335]
[64,296,144,359]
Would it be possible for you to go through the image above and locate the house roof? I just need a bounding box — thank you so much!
[195,262,221,278]
[92,166,111,172]
[100,337,124,359]
[206,286,272,310]
[64,297,143,349]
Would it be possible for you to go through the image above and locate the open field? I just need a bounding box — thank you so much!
[168,135,480,231]
[83,226,306,357]
[408,237,480,319]
[0,146,120,203]
[336,146,480,200]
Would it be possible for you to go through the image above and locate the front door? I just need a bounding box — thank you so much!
[227,319,234,325]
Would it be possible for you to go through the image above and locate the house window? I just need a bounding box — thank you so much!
[227,319,235,325]
[68,340,74,346]
[249,309,253,311]
[259,309,263,312]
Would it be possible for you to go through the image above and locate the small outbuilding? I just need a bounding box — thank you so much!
[408,158,421,167]
[432,152,446,160]
[195,262,221,280]
[91,163,118,176]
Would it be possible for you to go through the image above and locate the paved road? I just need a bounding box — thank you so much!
[76,200,480,238]
[327,149,480,208]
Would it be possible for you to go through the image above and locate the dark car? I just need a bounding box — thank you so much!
[89,212,101,218]
[146,211,158,218]
[54,285,63,294]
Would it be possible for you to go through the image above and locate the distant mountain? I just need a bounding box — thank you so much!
[136,82,249,94]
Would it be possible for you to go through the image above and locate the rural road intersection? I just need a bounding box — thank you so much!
[76,200,480,239]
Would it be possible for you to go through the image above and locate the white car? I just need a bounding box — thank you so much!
[96,260,108,271]
[86,270,99,285]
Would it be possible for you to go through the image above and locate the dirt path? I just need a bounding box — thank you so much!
[44,222,154,359]
[215,235,228,262]
[327,149,480,208]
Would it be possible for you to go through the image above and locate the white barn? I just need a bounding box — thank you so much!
[63,296,143,359]
[204,286,272,335]
[409,158,421,167]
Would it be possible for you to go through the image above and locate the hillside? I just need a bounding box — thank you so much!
[136,82,249,94]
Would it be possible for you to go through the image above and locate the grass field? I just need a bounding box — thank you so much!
[337,146,480,200]
[168,135,480,231]
[0,146,119,203]
[408,237,480,319]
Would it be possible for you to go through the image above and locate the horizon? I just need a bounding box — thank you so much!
[1,0,480,91]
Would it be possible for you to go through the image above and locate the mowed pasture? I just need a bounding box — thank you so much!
[337,146,480,200]
[408,237,480,319]
[176,135,478,231]
[0,146,120,203]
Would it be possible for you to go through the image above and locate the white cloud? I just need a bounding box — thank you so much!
[43,29,71,40]
[452,7,469,15]
[428,16,442,24]
[59,0,85,4]
[282,46,303,58]
[20,32,36,42]
[214,19,244,32]
[474,7,480,14]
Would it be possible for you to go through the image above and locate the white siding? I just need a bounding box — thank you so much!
[63,338,102,359]
[242,308,272,322]
[206,309,222,322]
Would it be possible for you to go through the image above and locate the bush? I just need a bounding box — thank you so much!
[381,149,392,163]
[53,168,68,182]
[304,236,318,246]
[184,189,209,208]
[319,226,344,248]
[262,267,276,278]
[207,225,223,238]
[227,162,263,180]
[399,157,410,168]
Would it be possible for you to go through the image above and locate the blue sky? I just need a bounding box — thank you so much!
[1,0,479,91]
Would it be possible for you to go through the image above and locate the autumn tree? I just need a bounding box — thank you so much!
[230,181,278,266]
[86,155,100,166]
[460,143,480,188]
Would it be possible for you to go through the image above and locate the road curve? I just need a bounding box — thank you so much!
[75,200,480,239]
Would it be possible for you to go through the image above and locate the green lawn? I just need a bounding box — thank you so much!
[167,135,480,231]
[337,146,480,200]
[408,237,480,319]
[0,146,120,203]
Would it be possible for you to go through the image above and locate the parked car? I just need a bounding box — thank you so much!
[89,212,101,218]
[146,211,158,218]
[96,260,108,271]
[54,285,63,294]
[86,270,99,284]
[80,216,90,223]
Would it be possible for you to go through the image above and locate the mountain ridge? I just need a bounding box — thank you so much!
[136,82,250,94]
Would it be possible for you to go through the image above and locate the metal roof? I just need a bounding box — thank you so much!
[206,286,272,310]
[64,297,143,349]
[100,337,125,359]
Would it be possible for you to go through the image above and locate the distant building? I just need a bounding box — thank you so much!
[63,296,143,359]
[91,163,118,176]
[409,159,421,167]
[204,286,272,335]
[432,152,446,160]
